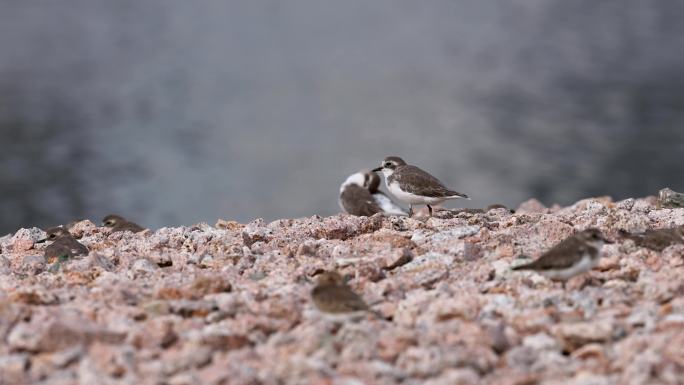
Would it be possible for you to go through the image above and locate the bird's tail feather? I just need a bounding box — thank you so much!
[447,191,469,199]
[511,255,532,270]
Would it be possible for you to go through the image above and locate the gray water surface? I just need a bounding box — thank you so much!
[1,0,683,232]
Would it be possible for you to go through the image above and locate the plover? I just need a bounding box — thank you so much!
[36,227,88,262]
[339,171,408,216]
[366,171,408,216]
[102,215,145,233]
[512,228,611,284]
[311,271,371,314]
[339,172,383,216]
[372,156,469,216]
[618,225,684,251]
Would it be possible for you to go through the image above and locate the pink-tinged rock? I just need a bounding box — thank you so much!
[427,295,480,322]
[160,344,213,376]
[631,198,655,213]
[381,248,413,270]
[616,198,635,211]
[553,321,613,352]
[78,342,136,381]
[0,195,682,384]
[423,368,480,385]
[396,345,496,378]
[0,255,10,274]
[10,287,59,305]
[129,317,179,350]
[8,228,45,252]
[0,354,30,385]
[394,290,439,327]
[661,244,684,267]
[376,329,417,363]
[19,255,46,275]
[511,308,556,334]
[516,199,548,214]
[662,331,684,367]
[7,315,126,353]
[66,220,98,239]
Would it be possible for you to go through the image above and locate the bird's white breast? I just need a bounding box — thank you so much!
[539,253,598,281]
[387,181,446,205]
[372,193,408,216]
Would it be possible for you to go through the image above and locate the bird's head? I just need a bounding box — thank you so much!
[364,171,381,192]
[36,227,72,243]
[102,215,125,228]
[315,271,345,287]
[579,228,612,248]
[372,156,406,178]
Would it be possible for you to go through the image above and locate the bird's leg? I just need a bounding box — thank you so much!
[427,205,433,217]
[408,205,413,217]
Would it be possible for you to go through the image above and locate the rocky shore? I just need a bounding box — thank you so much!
[1,196,683,385]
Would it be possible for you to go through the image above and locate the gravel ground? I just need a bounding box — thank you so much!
[1,196,683,385]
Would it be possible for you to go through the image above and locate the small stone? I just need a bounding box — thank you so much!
[296,240,319,256]
[215,219,244,231]
[0,354,30,384]
[66,220,98,239]
[616,198,635,211]
[430,226,480,242]
[150,252,173,267]
[21,255,46,275]
[553,321,613,352]
[0,255,10,273]
[516,199,547,214]
[658,187,684,208]
[130,258,159,276]
[9,227,45,252]
[142,300,171,316]
[382,248,413,270]
[522,332,560,351]
[10,288,59,305]
[429,296,480,322]
[463,242,484,261]
[51,346,84,368]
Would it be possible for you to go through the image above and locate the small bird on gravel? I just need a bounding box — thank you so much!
[36,227,89,263]
[339,171,407,216]
[511,228,612,285]
[339,171,383,217]
[311,272,374,315]
[618,225,684,251]
[366,171,408,216]
[102,215,145,233]
[373,156,469,217]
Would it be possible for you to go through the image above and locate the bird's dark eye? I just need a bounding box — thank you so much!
[49,234,56,239]
[384,162,392,167]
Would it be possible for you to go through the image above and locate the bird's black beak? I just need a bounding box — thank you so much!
[35,238,47,243]
[371,167,382,172]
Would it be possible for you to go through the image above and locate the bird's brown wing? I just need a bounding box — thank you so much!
[113,222,145,233]
[66,239,89,256]
[45,243,73,262]
[514,236,587,270]
[395,166,468,198]
[340,185,383,216]
[622,228,679,251]
[312,286,369,313]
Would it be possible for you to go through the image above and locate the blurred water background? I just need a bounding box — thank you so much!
[1,0,683,233]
